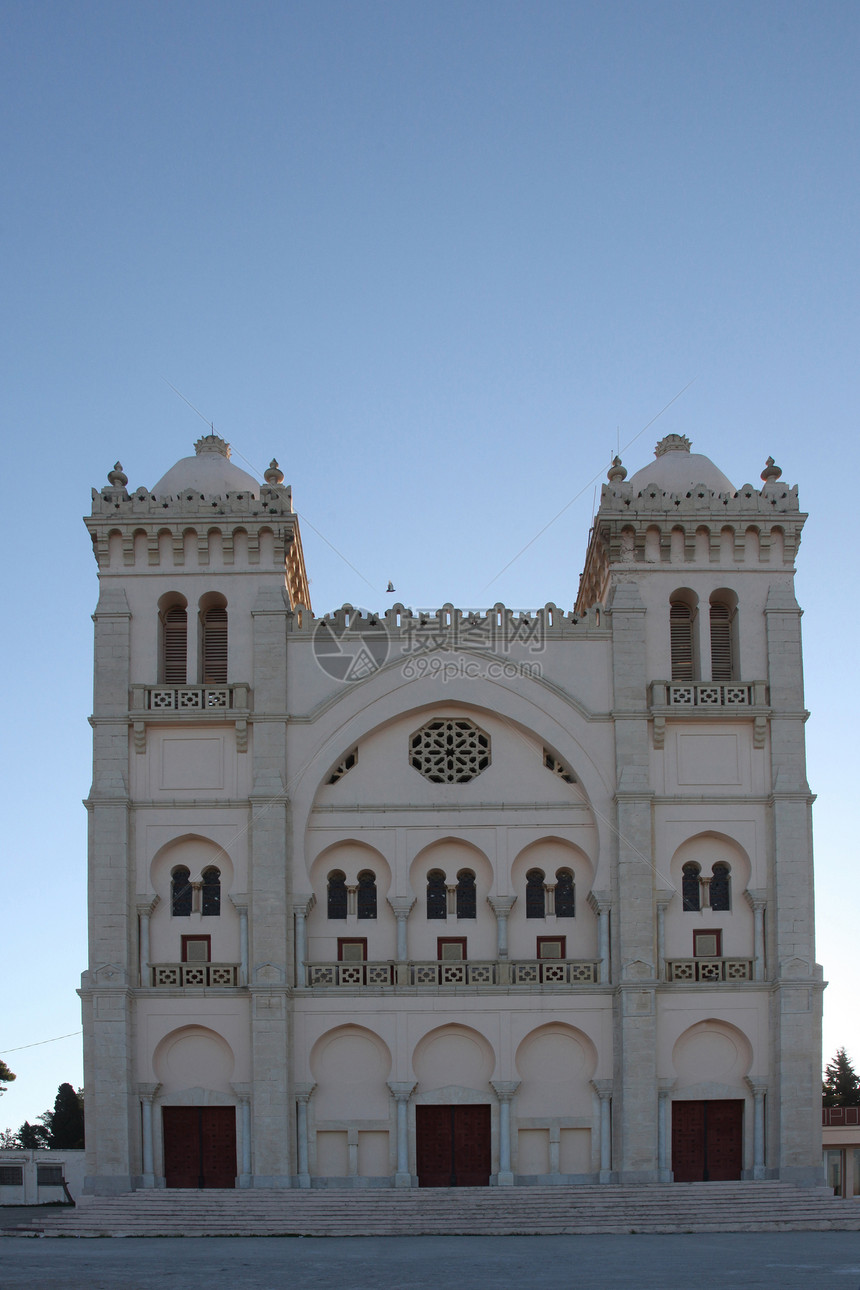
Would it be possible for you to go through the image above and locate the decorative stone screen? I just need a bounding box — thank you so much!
[409,718,491,784]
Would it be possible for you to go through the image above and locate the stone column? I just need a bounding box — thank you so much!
[591,1080,613,1183]
[587,891,612,984]
[745,890,767,981]
[230,897,249,986]
[292,896,314,987]
[295,1084,315,1189]
[746,1079,768,1179]
[488,896,516,959]
[231,1082,252,1187]
[138,1083,160,1188]
[387,896,416,963]
[137,898,158,987]
[388,1082,416,1187]
[491,1081,520,1185]
[655,891,673,982]
[657,1082,674,1182]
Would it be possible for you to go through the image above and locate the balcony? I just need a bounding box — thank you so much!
[305,959,601,988]
[131,683,250,712]
[666,958,753,983]
[151,963,240,987]
[649,681,769,749]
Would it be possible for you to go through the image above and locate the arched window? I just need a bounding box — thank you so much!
[710,862,731,912]
[526,869,545,919]
[171,866,192,917]
[327,870,347,920]
[710,602,735,681]
[201,603,228,684]
[427,869,447,920]
[456,870,476,920]
[555,869,576,918]
[201,866,221,916]
[357,870,377,920]
[682,862,701,912]
[670,601,694,682]
[161,604,187,684]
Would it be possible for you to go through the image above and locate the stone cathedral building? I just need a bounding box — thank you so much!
[80,431,822,1195]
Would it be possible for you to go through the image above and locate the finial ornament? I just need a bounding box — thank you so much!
[761,456,782,484]
[194,433,231,459]
[107,462,128,487]
[654,433,692,457]
[264,459,285,486]
[607,456,627,483]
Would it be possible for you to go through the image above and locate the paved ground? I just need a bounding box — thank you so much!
[1,1233,860,1289]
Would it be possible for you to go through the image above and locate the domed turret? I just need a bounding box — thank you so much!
[152,434,259,498]
[627,434,734,495]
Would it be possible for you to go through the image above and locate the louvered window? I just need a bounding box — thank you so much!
[201,866,221,916]
[456,870,476,920]
[555,869,576,918]
[670,603,694,682]
[171,867,192,917]
[682,862,701,912]
[427,869,447,920]
[327,871,347,920]
[710,603,734,681]
[163,605,187,684]
[202,605,228,684]
[526,869,546,919]
[710,863,731,912]
[357,870,377,920]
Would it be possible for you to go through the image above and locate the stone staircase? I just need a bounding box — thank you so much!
[6,1181,860,1237]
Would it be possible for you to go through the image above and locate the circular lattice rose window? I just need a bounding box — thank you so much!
[409,718,491,784]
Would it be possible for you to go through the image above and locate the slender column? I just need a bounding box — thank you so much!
[592,1080,613,1183]
[387,897,415,962]
[488,896,516,959]
[230,897,249,985]
[657,1082,674,1181]
[230,1081,252,1186]
[137,899,157,987]
[588,891,612,984]
[746,1080,768,1179]
[746,890,767,981]
[655,892,672,982]
[388,1082,417,1187]
[295,1084,315,1189]
[292,896,314,987]
[491,1081,520,1186]
[137,1083,160,1188]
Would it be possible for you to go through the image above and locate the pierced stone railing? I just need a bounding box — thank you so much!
[133,683,249,712]
[666,958,753,983]
[151,963,240,987]
[650,680,768,709]
[306,959,600,988]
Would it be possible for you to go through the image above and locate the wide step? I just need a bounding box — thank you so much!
[6,1183,860,1238]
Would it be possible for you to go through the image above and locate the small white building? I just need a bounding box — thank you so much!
[80,432,823,1194]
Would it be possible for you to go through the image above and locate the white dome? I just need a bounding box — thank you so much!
[152,435,259,498]
[627,434,734,494]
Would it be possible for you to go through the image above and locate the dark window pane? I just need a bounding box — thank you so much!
[427,869,447,920]
[357,871,377,920]
[456,870,476,920]
[710,863,731,912]
[201,867,221,916]
[526,869,545,919]
[682,863,701,912]
[327,871,347,920]
[555,870,576,918]
[171,867,192,917]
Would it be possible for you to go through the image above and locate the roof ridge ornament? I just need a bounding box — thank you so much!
[654,433,692,457]
[107,462,128,488]
[194,433,231,459]
[265,459,285,485]
[761,456,782,484]
[607,455,627,483]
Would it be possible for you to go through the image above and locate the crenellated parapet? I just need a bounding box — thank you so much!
[576,459,807,612]
[286,599,606,643]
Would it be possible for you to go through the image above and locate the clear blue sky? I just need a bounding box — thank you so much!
[1,0,858,1128]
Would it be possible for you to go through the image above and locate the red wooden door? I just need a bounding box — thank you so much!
[163,1107,236,1188]
[672,1100,743,1182]
[416,1105,491,1187]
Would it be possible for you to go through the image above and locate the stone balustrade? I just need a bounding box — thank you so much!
[131,683,250,712]
[151,963,240,987]
[305,959,600,988]
[666,958,753,983]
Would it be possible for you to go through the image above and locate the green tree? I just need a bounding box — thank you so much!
[40,1083,85,1149]
[17,1120,49,1149]
[823,1048,860,1107]
[0,1060,15,1094]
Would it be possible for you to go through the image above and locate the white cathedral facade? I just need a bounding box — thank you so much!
[80,431,823,1194]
